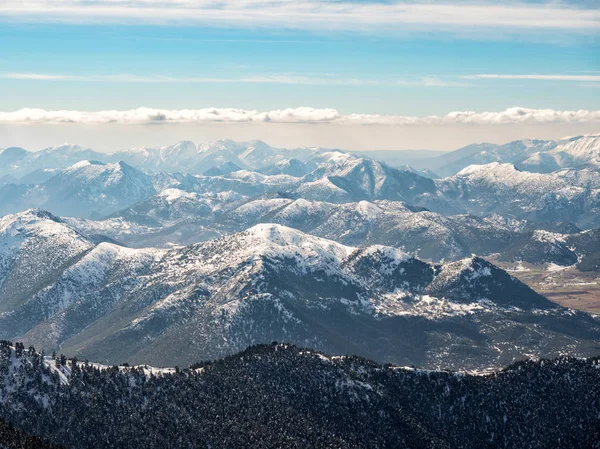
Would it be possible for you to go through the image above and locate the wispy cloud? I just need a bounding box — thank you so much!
[398,76,472,87]
[2,73,78,81]
[0,73,470,87]
[463,74,600,82]
[0,1,597,34]
[1,106,599,125]
[1,72,381,85]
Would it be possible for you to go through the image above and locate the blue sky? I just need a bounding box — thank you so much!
[0,1,599,150]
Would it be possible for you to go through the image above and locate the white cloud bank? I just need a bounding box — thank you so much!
[2,107,599,126]
[0,1,598,33]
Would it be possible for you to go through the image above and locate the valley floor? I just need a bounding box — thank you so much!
[491,260,600,314]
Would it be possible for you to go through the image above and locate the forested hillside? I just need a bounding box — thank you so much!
[0,342,599,449]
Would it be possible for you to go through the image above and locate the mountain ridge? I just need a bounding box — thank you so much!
[1,210,598,370]
[0,342,599,449]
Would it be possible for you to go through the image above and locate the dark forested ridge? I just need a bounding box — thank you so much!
[0,342,599,449]
[0,417,62,449]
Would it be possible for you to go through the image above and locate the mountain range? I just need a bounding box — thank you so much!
[66,191,586,265]
[4,133,599,178]
[1,209,599,370]
[0,135,599,371]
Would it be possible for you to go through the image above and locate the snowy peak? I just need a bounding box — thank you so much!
[0,145,106,178]
[0,209,95,307]
[442,162,572,199]
[0,208,89,242]
[217,223,354,269]
[301,152,439,205]
[157,187,200,203]
[436,159,600,226]
[110,141,199,173]
[433,133,600,175]
[52,159,154,192]
[0,219,595,371]
[451,161,557,189]
[37,160,156,217]
[455,161,517,177]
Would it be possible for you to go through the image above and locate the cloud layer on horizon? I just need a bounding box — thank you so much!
[2,107,600,126]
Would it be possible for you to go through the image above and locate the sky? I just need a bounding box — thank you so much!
[0,0,599,151]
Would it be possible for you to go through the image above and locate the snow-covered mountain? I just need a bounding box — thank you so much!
[1,211,598,370]
[218,198,556,261]
[437,162,600,227]
[15,139,600,227]
[0,160,156,218]
[396,164,439,179]
[106,188,245,226]
[0,140,327,181]
[66,188,246,246]
[0,209,95,332]
[518,134,600,173]
[298,152,449,208]
[0,144,106,179]
[4,138,599,266]
[430,139,557,176]
[420,134,600,176]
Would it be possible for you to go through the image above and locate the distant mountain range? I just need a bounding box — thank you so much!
[1,136,598,267]
[418,134,600,176]
[0,140,321,178]
[4,133,599,180]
